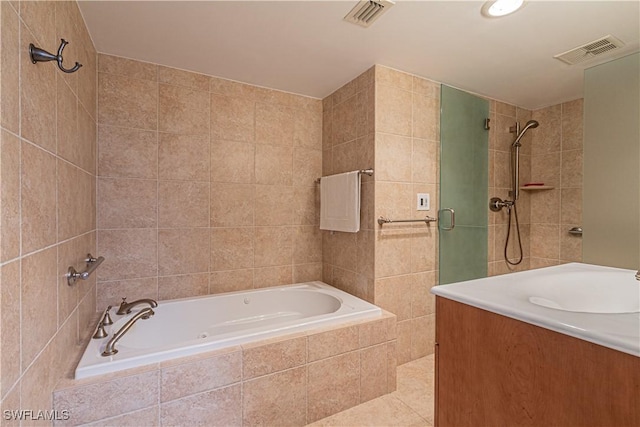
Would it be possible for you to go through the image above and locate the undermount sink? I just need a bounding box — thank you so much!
[526,271,640,314]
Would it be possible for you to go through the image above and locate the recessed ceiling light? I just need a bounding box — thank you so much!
[481,0,525,18]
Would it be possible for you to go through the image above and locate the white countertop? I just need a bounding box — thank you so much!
[431,263,640,357]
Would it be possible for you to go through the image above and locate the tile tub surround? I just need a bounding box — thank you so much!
[0,0,98,419]
[96,54,323,307]
[53,312,397,426]
[306,355,434,427]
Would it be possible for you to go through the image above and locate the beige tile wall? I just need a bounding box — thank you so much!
[372,66,440,365]
[321,65,581,365]
[0,1,584,421]
[529,99,583,267]
[489,98,583,270]
[52,313,397,426]
[0,0,97,421]
[488,102,533,275]
[321,66,375,302]
[95,55,323,307]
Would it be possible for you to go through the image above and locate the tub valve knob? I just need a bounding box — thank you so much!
[116,297,130,315]
[102,305,113,325]
[92,323,108,339]
[93,305,113,339]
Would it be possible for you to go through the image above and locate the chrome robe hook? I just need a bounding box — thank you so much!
[29,39,82,73]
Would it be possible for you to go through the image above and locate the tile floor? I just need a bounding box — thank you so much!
[307,354,435,427]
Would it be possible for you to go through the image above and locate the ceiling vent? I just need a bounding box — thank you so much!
[553,35,625,65]
[344,0,395,28]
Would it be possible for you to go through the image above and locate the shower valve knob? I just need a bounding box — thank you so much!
[489,197,513,212]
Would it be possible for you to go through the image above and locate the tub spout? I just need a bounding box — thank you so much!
[102,308,154,356]
[636,270,639,281]
[116,297,158,315]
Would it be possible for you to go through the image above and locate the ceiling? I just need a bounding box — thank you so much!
[78,1,640,110]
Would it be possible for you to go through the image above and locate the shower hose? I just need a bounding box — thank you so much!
[504,202,523,265]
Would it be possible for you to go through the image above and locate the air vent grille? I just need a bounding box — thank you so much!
[554,35,625,65]
[344,0,395,28]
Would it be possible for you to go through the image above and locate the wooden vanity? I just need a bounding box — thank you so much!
[435,298,639,427]
[432,264,640,427]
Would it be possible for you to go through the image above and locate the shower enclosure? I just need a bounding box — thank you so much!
[439,86,489,285]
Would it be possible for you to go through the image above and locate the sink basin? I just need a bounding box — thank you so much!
[526,271,640,313]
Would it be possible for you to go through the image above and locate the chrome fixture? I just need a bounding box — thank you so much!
[92,323,108,340]
[316,168,373,184]
[67,254,105,286]
[438,208,456,231]
[512,120,539,147]
[101,305,113,326]
[490,120,539,265]
[568,227,583,236]
[378,215,437,226]
[511,120,539,202]
[116,297,158,315]
[92,306,114,339]
[102,308,154,356]
[636,270,639,281]
[489,197,513,212]
[29,39,82,73]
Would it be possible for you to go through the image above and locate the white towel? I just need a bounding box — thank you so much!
[320,171,360,233]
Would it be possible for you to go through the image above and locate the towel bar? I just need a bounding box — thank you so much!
[315,168,373,183]
[378,216,437,226]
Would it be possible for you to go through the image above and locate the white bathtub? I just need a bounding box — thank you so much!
[76,282,381,379]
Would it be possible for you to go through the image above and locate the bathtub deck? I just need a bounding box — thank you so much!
[54,312,398,426]
[306,355,435,427]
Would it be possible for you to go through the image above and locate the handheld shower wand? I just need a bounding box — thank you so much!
[489,119,539,266]
[512,120,539,147]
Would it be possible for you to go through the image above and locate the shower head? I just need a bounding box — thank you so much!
[513,120,539,147]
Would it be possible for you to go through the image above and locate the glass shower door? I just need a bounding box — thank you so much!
[439,85,489,284]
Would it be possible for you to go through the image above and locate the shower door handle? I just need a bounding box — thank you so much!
[438,208,455,231]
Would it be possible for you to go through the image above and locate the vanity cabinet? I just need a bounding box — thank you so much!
[434,297,640,427]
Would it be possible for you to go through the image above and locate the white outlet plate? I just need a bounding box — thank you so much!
[417,193,430,211]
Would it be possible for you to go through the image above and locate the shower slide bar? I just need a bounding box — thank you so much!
[378,216,437,226]
[67,254,105,286]
[315,168,374,183]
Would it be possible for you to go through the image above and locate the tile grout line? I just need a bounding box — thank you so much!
[155,68,160,301]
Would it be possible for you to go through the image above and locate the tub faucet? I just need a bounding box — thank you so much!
[116,297,158,315]
[636,270,639,281]
[102,307,154,356]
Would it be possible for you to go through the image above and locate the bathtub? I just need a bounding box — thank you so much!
[76,281,381,379]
